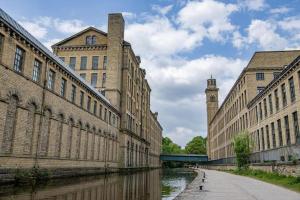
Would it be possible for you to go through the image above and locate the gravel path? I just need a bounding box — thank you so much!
[174,169,300,200]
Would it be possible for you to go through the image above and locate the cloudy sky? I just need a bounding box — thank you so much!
[2,0,300,147]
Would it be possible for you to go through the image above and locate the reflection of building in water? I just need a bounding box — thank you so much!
[0,170,162,200]
[0,8,162,174]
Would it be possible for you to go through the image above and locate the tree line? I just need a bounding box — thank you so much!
[162,136,206,155]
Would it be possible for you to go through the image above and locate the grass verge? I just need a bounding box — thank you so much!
[225,169,300,193]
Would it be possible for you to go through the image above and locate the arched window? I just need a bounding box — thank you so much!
[84,123,90,159]
[86,36,92,45]
[127,141,130,167]
[66,118,74,158]
[210,95,216,102]
[91,126,96,160]
[54,114,64,157]
[38,108,51,156]
[23,103,37,154]
[76,121,82,159]
[2,95,19,153]
[91,35,96,45]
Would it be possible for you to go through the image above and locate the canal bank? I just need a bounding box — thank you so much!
[174,169,300,200]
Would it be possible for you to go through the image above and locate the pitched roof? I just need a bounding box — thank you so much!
[0,8,115,109]
[52,26,132,48]
[51,26,108,47]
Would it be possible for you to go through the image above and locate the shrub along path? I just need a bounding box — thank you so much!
[174,169,300,200]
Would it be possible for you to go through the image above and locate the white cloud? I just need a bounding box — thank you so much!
[52,19,89,34]
[152,4,173,15]
[43,38,62,50]
[240,0,267,11]
[122,12,136,19]
[247,20,287,50]
[278,16,300,31]
[165,127,200,147]
[177,0,238,41]
[18,20,48,39]
[270,6,291,14]
[19,16,89,36]
[125,16,201,58]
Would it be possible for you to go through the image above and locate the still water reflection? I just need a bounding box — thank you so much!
[0,169,196,200]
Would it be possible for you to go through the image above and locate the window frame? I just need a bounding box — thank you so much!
[32,59,42,83]
[13,46,25,73]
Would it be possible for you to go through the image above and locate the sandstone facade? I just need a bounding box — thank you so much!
[0,8,162,172]
[206,51,300,162]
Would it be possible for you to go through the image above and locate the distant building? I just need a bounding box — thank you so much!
[0,7,162,174]
[206,51,300,162]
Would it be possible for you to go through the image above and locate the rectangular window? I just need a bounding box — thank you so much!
[71,85,76,103]
[69,57,76,70]
[281,84,287,107]
[91,73,98,87]
[93,100,97,115]
[104,108,107,122]
[271,122,276,148]
[80,73,86,80]
[266,125,270,149]
[284,115,291,145]
[277,119,283,146]
[257,129,260,151]
[259,102,262,120]
[60,78,67,97]
[274,89,279,111]
[263,98,267,118]
[99,104,103,119]
[261,127,265,150]
[102,73,106,87]
[109,111,112,124]
[87,96,91,111]
[257,86,265,94]
[92,56,99,69]
[80,56,87,70]
[0,34,4,58]
[292,111,300,144]
[256,72,264,80]
[59,57,65,62]
[32,59,42,82]
[47,69,55,90]
[103,56,107,69]
[268,94,273,115]
[289,77,296,103]
[80,91,84,107]
[13,46,25,72]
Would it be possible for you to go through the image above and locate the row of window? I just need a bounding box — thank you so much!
[7,38,117,127]
[256,72,281,81]
[79,72,106,87]
[252,111,300,152]
[255,75,297,122]
[59,56,108,70]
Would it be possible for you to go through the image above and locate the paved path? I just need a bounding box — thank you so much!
[174,169,300,200]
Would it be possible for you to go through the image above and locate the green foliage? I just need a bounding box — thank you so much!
[227,169,300,192]
[162,137,184,154]
[185,136,206,154]
[233,132,251,170]
[15,166,50,184]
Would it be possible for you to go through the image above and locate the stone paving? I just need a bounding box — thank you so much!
[174,169,300,200]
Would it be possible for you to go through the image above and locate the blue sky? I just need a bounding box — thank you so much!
[2,0,300,147]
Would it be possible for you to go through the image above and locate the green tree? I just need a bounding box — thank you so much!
[185,136,206,154]
[233,132,251,170]
[162,137,183,154]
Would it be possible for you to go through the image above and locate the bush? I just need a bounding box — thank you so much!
[233,132,251,170]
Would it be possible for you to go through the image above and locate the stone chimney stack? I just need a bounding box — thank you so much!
[106,13,125,110]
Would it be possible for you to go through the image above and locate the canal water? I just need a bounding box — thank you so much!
[0,168,196,200]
